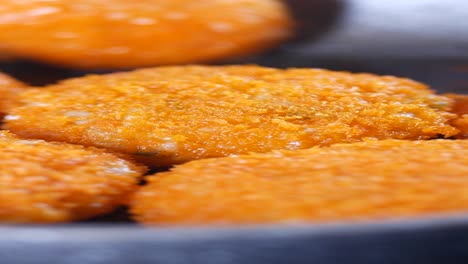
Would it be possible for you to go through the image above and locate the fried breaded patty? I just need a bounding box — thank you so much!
[131,139,468,225]
[3,66,459,167]
[446,94,468,139]
[0,72,26,115]
[0,0,292,68]
[0,131,146,223]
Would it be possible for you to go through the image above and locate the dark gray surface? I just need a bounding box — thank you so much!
[3,215,468,264]
[1,1,468,263]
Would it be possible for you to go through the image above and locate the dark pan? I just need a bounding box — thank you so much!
[3,214,468,264]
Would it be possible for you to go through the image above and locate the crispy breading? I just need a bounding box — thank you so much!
[0,0,292,68]
[3,65,459,167]
[0,131,146,223]
[131,139,468,225]
[0,72,26,115]
[445,94,468,139]
[453,117,468,139]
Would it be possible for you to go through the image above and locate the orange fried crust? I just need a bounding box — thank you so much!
[0,131,146,223]
[131,139,468,225]
[0,0,292,69]
[3,65,459,167]
[0,72,26,115]
[445,94,468,139]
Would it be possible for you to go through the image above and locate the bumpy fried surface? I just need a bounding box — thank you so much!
[0,131,146,223]
[131,140,468,225]
[3,66,459,167]
[0,72,26,115]
[446,94,468,139]
[0,0,292,68]
[453,118,468,139]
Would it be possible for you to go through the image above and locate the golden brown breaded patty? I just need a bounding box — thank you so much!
[0,0,292,68]
[131,139,468,225]
[3,66,459,167]
[0,72,26,115]
[445,94,468,139]
[0,131,146,223]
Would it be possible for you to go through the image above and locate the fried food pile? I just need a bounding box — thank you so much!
[0,67,466,224]
[3,66,459,167]
[0,0,292,68]
[0,131,145,223]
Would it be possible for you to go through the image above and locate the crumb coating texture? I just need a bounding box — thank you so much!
[132,140,468,225]
[0,131,146,223]
[446,94,468,139]
[4,66,459,166]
